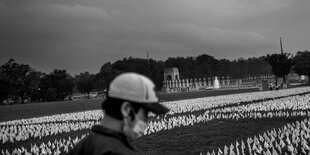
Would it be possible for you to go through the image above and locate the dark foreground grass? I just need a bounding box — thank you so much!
[2,117,306,155]
[0,99,103,122]
[0,88,259,122]
[133,117,306,155]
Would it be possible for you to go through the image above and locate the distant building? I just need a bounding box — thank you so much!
[163,68,179,81]
[287,71,308,83]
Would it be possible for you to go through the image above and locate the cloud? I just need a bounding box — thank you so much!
[159,23,270,48]
[0,0,309,74]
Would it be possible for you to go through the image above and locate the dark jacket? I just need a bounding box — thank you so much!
[68,125,136,155]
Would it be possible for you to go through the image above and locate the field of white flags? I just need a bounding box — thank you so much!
[1,86,310,154]
[205,118,310,155]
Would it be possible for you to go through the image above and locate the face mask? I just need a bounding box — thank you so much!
[132,119,148,138]
[123,109,148,138]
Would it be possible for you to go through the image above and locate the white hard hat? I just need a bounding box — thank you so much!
[108,72,169,115]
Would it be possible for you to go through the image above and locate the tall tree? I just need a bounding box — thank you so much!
[99,62,121,88]
[0,59,16,103]
[0,59,34,104]
[196,54,217,77]
[75,72,95,97]
[0,59,14,103]
[93,73,106,91]
[50,69,74,101]
[165,56,198,78]
[39,73,52,102]
[26,71,43,102]
[0,72,11,103]
[15,64,32,103]
[113,57,164,88]
[265,53,295,85]
[293,50,310,84]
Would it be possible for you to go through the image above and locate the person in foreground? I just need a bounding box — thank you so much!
[68,72,169,155]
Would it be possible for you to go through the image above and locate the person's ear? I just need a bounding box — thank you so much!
[121,101,131,118]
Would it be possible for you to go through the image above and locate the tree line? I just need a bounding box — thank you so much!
[1,50,309,104]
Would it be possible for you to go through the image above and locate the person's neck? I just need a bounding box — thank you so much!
[100,115,123,132]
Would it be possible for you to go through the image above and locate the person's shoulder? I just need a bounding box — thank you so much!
[69,132,135,155]
[88,131,136,155]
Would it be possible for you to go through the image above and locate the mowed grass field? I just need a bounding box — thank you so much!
[0,88,258,122]
[133,118,305,154]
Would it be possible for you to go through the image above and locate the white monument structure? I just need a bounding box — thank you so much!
[214,76,220,89]
[163,68,179,81]
[161,67,277,93]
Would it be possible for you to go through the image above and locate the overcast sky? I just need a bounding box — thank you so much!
[0,0,309,75]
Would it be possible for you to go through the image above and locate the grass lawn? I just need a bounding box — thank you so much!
[0,88,258,122]
[133,117,306,154]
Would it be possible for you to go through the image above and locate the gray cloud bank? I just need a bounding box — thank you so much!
[0,0,309,74]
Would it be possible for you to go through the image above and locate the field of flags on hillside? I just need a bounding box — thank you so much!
[205,118,310,155]
[1,87,310,154]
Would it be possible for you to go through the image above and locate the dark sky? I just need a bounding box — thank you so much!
[0,0,309,75]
